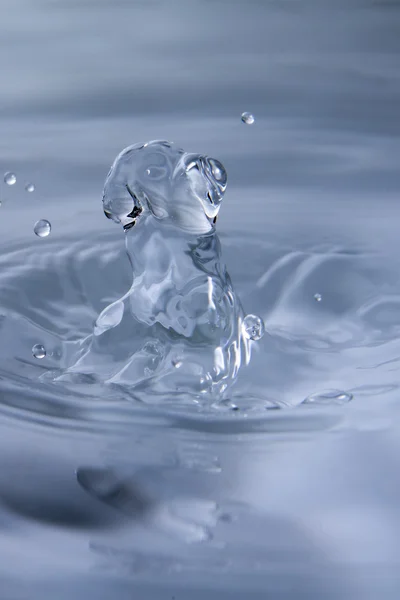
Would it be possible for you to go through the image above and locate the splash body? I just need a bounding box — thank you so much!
[67,141,257,400]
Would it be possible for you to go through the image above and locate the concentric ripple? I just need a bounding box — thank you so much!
[0,223,398,427]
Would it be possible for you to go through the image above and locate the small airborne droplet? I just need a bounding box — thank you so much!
[241,112,255,125]
[25,182,35,192]
[32,344,46,359]
[4,172,16,185]
[34,219,51,237]
[314,293,322,302]
[243,314,265,341]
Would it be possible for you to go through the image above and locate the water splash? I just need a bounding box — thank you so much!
[102,140,226,232]
[62,140,262,402]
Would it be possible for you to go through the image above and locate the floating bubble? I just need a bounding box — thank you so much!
[243,314,265,340]
[314,293,322,302]
[32,344,46,359]
[34,219,51,237]
[303,389,353,406]
[4,172,16,185]
[25,182,35,193]
[241,112,255,125]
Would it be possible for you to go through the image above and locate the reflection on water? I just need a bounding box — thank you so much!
[1,0,400,598]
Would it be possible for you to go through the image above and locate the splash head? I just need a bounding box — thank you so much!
[102,140,227,234]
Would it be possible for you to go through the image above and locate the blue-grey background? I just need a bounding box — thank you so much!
[0,0,400,598]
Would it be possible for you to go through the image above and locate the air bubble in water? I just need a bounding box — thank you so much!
[303,389,353,406]
[25,182,35,193]
[34,219,51,237]
[314,293,322,302]
[4,172,16,185]
[243,314,265,341]
[32,344,46,359]
[241,112,255,125]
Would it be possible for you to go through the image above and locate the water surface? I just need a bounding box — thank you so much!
[1,1,400,598]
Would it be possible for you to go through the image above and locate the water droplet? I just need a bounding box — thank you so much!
[184,155,227,220]
[0,200,2,208]
[4,172,16,185]
[208,158,227,185]
[303,389,353,406]
[172,359,183,369]
[32,344,46,359]
[25,182,35,193]
[34,219,51,237]
[241,112,255,125]
[243,314,265,341]
[314,293,322,302]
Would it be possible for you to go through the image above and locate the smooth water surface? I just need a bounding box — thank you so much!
[0,1,400,598]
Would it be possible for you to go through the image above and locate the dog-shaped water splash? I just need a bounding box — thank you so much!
[67,141,262,401]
